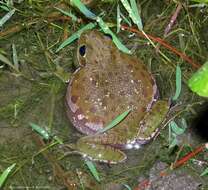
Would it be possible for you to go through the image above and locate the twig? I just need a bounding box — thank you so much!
[164,3,183,36]
[172,143,207,169]
[121,25,201,69]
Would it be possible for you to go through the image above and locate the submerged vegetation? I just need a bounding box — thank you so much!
[0,0,208,189]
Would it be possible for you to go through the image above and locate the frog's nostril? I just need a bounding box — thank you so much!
[79,45,86,56]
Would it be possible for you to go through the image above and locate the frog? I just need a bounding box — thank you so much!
[65,30,170,164]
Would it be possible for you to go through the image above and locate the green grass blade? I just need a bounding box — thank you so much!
[191,0,208,3]
[130,0,143,30]
[0,163,16,188]
[56,22,96,52]
[29,123,50,140]
[120,0,143,30]
[71,0,131,54]
[117,4,121,33]
[120,12,132,26]
[71,0,96,19]
[96,17,131,54]
[169,120,185,135]
[54,7,78,21]
[0,53,17,71]
[0,8,15,27]
[85,160,100,182]
[0,5,10,11]
[200,167,208,176]
[12,44,19,71]
[188,61,208,97]
[172,64,182,101]
[97,109,131,134]
[123,184,132,190]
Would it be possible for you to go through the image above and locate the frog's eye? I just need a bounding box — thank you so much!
[79,45,86,57]
[104,33,112,40]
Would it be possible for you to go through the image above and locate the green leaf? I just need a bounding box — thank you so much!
[56,22,96,52]
[97,109,131,134]
[200,167,208,176]
[0,8,15,27]
[71,0,96,19]
[29,123,50,140]
[0,163,16,188]
[120,0,143,30]
[188,61,208,97]
[172,64,182,101]
[169,121,186,135]
[85,160,100,182]
[123,184,132,190]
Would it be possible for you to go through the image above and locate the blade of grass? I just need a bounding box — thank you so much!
[29,123,50,140]
[96,17,131,54]
[0,5,10,11]
[123,184,132,190]
[120,12,132,26]
[172,64,182,101]
[71,0,96,19]
[54,7,78,21]
[169,120,186,135]
[56,22,96,52]
[200,167,208,176]
[85,160,100,182]
[0,53,18,72]
[0,163,16,188]
[130,0,143,29]
[117,4,121,33]
[12,44,19,71]
[97,109,131,134]
[0,8,15,27]
[71,0,131,54]
[120,0,143,30]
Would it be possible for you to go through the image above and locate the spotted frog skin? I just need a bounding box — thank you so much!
[66,30,169,164]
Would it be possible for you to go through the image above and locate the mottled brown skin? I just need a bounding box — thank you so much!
[66,30,158,143]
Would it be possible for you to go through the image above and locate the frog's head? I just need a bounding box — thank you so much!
[77,30,114,66]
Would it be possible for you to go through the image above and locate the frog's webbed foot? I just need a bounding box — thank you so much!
[75,137,127,164]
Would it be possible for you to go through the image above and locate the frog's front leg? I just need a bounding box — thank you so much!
[75,135,127,164]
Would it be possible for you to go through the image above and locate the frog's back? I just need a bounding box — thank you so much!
[66,30,157,135]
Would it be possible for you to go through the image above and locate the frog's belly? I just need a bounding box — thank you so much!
[66,63,157,135]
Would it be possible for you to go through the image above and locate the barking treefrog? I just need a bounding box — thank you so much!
[66,30,169,164]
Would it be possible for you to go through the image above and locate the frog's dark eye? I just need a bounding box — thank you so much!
[79,45,86,56]
[104,33,112,40]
